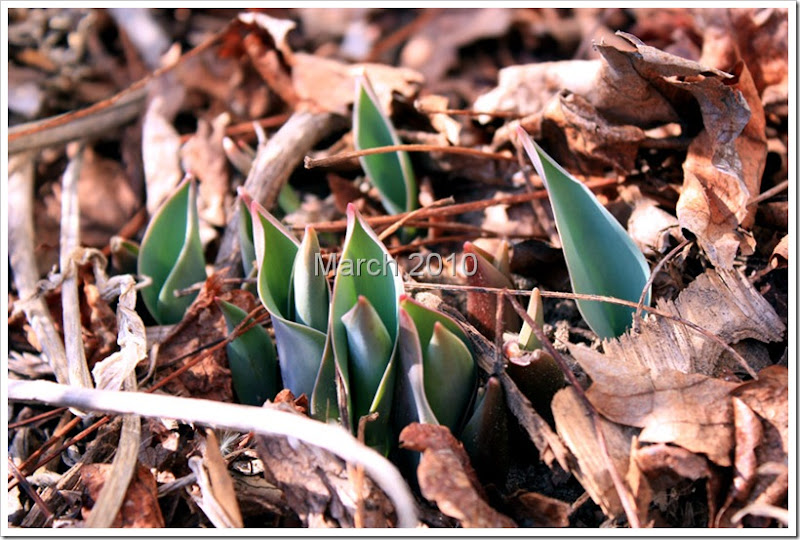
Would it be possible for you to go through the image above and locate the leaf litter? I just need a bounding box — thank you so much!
[6,7,790,530]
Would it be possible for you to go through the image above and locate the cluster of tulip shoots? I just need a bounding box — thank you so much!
[134,74,651,472]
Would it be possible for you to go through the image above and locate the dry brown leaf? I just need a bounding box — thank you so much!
[399,8,513,83]
[769,234,788,269]
[505,491,571,527]
[82,281,119,368]
[157,273,261,402]
[730,397,763,503]
[291,52,423,116]
[255,404,395,528]
[399,423,516,528]
[633,441,720,526]
[569,343,739,466]
[603,268,784,378]
[551,386,641,520]
[675,11,767,268]
[182,113,231,227]
[732,365,788,464]
[196,429,244,528]
[81,463,165,527]
[473,60,602,122]
[729,8,789,113]
[540,91,646,175]
[76,146,140,248]
[715,366,788,526]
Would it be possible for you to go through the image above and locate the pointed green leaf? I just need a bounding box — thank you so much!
[330,204,404,452]
[353,73,417,215]
[292,227,329,333]
[271,318,328,399]
[138,179,206,324]
[237,188,257,278]
[518,287,544,351]
[250,198,299,319]
[460,376,509,481]
[424,322,477,433]
[217,299,278,406]
[395,308,439,429]
[397,295,475,434]
[248,194,331,401]
[517,127,651,339]
[341,295,393,421]
[464,241,519,338]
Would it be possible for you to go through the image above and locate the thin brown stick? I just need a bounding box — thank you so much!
[414,104,522,119]
[633,239,691,333]
[405,282,756,379]
[8,18,234,154]
[8,407,68,430]
[747,179,789,207]
[8,459,53,525]
[505,293,641,528]
[179,113,291,144]
[366,8,442,62]
[304,144,517,169]
[376,197,454,241]
[290,177,620,233]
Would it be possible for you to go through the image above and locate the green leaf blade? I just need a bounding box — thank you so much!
[217,299,278,406]
[353,74,417,216]
[423,322,477,433]
[517,128,651,339]
[138,179,206,324]
[292,227,329,333]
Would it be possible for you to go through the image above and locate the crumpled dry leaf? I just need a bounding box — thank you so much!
[291,52,424,116]
[540,91,646,175]
[717,366,788,526]
[81,463,164,527]
[399,8,513,83]
[76,146,140,248]
[181,113,231,227]
[255,404,396,528]
[602,268,784,378]
[569,343,739,466]
[675,11,768,269]
[621,185,682,257]
[551,387,646,521]
[473,60,602,123]
[505,491,571,527]
[633,440,721,526]
[769,234,788,269]
[399,423,516,528]
[91,274,146,392]
[729,8,788,114]
[156,273,261,402]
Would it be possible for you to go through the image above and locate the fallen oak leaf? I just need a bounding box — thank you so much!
[569,343,739,467]
[399,423,516,528]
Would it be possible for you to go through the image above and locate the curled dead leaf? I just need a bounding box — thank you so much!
[399,423,516,528]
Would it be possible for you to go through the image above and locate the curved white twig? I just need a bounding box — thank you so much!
[7,380,419,528]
